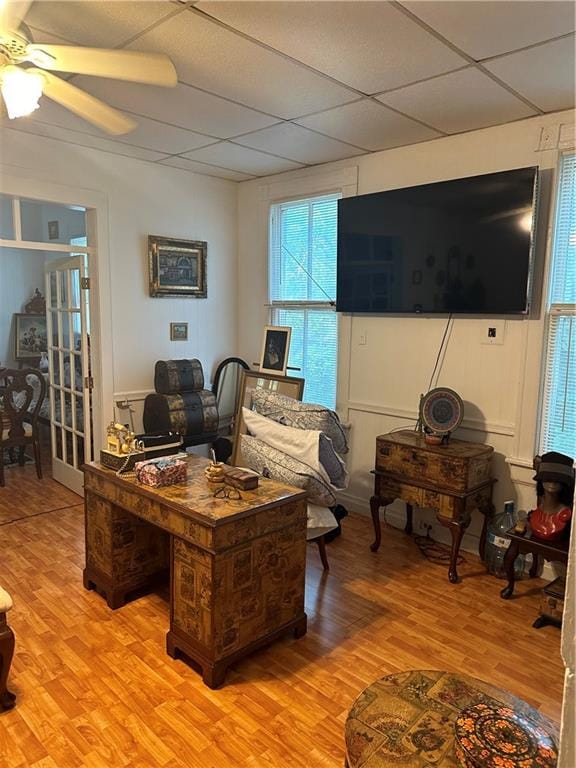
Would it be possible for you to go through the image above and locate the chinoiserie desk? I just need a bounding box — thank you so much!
[370,431,494,583]
[82,456,308,688]
[500,528,569,612]
[345,669,558,767]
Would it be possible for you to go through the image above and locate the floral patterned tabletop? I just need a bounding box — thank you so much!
[345,670,558,768]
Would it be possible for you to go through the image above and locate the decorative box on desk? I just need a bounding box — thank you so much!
[370,430,495,583]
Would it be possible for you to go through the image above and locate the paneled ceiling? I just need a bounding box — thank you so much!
[3,0,575,181]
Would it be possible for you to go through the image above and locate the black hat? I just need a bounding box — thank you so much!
[534,452,575,485]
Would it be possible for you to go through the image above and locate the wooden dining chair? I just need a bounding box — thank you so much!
[0,368,46,487]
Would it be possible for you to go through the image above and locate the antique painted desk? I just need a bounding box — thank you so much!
[370,431,494,583]
[83,455,308,688]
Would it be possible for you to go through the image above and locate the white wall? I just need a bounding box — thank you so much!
[0,248,45,367]
[237,109,575,552]
[0,127,238,436]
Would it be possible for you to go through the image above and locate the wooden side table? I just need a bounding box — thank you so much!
[345,669,558,767]
[370,431,494,583]
[500,528,569,620]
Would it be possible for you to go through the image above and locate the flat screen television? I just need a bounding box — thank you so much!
[336,166,539,314]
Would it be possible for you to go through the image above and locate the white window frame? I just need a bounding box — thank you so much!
[538,150,576,456]
[268,193,340,408]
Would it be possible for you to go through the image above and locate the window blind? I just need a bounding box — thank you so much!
[540,153,576,457]
[269,194,340,409]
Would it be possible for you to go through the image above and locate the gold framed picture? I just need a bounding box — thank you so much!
[149,235,207,298]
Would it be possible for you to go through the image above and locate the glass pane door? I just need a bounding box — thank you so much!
[45,255,92,494]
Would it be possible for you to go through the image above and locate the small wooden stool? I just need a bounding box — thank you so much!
[0,587,16,711]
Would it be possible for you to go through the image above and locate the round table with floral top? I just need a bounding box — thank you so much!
[345,670,558,768]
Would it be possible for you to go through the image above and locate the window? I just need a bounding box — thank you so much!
[540,153,576,457]
[269,194,340,408]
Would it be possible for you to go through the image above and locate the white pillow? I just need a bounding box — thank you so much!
[242,407,348,488]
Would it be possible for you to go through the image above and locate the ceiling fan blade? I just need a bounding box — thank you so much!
[30,69,136,135]
[26,45,178,87]
[0,0,33,35]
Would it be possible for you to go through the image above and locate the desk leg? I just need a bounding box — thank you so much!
[370,496,382,552]
[405,504,413,535]
[500,540,520,599]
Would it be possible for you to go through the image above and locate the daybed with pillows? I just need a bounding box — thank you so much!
[239,390,350,569]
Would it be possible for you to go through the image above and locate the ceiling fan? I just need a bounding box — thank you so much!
[0,0,177,135]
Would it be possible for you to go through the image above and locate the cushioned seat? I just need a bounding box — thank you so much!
[238,391,350,570]
[0,587,15,711]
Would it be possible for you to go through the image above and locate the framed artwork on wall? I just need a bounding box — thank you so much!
[148,235,207,298]
[231,370,304,467]
[170,322,188,341]
[14,313,48,360]
[259,325,291,376]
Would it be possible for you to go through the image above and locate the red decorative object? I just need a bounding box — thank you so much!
[529,506,572,541]
[455,702,557,768]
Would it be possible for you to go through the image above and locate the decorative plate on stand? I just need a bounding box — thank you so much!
[420,387,464,436]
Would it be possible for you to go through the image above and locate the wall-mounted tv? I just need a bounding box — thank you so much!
[336,167,539,315]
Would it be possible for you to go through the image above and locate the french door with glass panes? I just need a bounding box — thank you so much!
[45,255,92,494]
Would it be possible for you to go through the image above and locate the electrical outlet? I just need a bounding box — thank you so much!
[538,125,559,151]
[359,330,367,346]
[481,320,505,345]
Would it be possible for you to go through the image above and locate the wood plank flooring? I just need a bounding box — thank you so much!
[0,464,565,767]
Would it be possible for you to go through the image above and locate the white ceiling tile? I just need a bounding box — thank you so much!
[401,1,576,60]
[4,120,167,161]
[378,68,536,134]
[126,9,358,118]
[73,78,280,139]
[159,156,255,181]
[484,37,576,112]
[30,95,217,153]
[295,100,441,152]
[182,142,304,175]
[234,123,365,164]
[24,1,182,48]
[197,1,467,94]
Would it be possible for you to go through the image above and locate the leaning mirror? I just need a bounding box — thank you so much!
[212,357,250,436]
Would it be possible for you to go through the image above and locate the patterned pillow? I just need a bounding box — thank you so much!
[250,390,349,455]
[240,435,337,507]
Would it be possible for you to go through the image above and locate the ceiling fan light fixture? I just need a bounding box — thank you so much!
[1,65,43,118]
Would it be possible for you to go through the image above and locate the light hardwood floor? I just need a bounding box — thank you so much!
[0,463,565,767]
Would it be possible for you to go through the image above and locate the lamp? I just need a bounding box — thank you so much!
[1,66,44,119]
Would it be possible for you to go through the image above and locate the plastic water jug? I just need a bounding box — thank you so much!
[485,501,525,578]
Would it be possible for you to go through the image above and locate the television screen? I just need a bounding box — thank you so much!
[336,167,539,314]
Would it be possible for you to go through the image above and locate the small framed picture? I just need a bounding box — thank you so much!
[170,322,188,341]
[259,325,291,376]
[48,220,59,240]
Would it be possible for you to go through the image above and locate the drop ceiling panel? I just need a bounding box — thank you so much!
[126,10,359,118]
[73,79,280,139]
[234,123,365,164]
[401,1,576,60]
[182,142,304,175]
[30,97,218,153]
[4,120,167,162]
[25,1,181,48]
[197,1,467,93]
[378,68,536,134]
[159,156,255,181]
[295,99,441,152]
[484,37,576,112]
